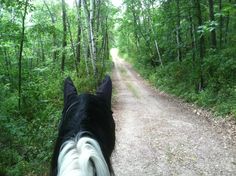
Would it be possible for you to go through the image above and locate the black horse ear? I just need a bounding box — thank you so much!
[96,75,112,109]
[64,77,78,106]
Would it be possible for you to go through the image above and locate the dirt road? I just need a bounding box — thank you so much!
[110,49,236,176]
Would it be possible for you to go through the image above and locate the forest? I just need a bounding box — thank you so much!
[117,0,236,117]
[0,0,114,175]
[0,0,235,175]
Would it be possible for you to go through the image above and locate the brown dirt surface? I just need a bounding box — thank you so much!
[110,49,236,176]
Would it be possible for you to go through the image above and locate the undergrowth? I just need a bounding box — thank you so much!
[0,58,113,176]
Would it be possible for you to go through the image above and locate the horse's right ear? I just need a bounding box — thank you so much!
[96,75,112,109]
[64,77,78,106]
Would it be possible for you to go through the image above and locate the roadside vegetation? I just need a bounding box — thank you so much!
[116,0,236,118]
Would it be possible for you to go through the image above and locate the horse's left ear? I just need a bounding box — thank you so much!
[63,77,78,106]
[96,75,112,109]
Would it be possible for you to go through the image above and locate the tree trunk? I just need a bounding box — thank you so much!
[61,0,67,72]
[99,16,109,80]
[224,0,231,45]
[105,26,109,61]
[67,16,79,76]
[43,0,57,61]
[2,48,11,81]
[18,0,28,110]
[208,0,217,48]
[39,35,45,62]
[189,13,196,62]
[219,0,223,48]
[131,9,140,51]
[147,2,163,67]
[139,15,152,52]
[81,23,90,76]
[176,0,182,61]
[82,0,97,77]
[95,0,101,35]
[75,0,81,63]
[195,0,205,91]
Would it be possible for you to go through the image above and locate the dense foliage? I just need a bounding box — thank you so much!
[0,0,235,175]
[0,0,114,175]
[116,0,236,117]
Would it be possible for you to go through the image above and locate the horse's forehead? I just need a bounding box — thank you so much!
[64,94,101,121]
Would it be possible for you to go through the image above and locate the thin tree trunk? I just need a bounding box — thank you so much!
[81,18,90,76]
[83,40,90,76]
[75,0,81,63]
[189,14,196,62]
[219,0,223,48]
[131,7,140,50]
[105,26,109,61]
[99,16,109,79]
[37,38,41,65]
[43,0,57,61]
[139,15,152,52]
[224,0,231,45]
[154,39,163,67]
[82,0,97,77]
[67,16,79,76]
[95,0,101,35]
[176,0,182,61]
[2,48,11,81]
[176,29,181,61]
[146,2,163,67]
[39,35,45,62]
[61,0,67,71]
[208,0,217,48]
[135,1,153,53]
[18,0,28,110]
[195,0,205,91]
[89,0,97,77]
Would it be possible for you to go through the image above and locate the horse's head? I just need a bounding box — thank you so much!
[51,75,115,176]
